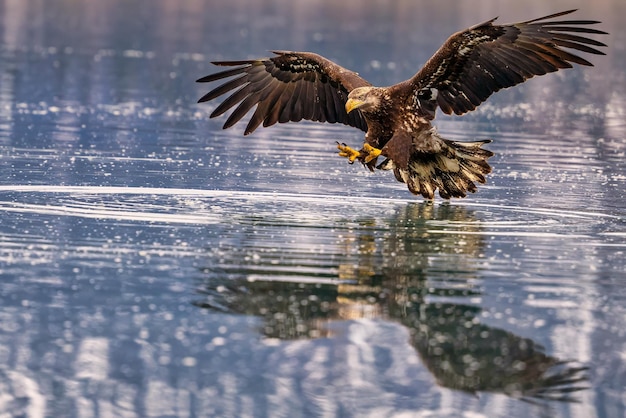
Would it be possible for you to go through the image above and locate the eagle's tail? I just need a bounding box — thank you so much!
[380,138,494,199]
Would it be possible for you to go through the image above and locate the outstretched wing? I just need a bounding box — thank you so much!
[197,51,371,135]
[408,9,607,116]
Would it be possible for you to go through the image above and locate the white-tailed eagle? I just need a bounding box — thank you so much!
[197,10,607,199]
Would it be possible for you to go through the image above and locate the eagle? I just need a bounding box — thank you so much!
[197,10,606,199]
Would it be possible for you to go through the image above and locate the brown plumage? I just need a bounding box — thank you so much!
[197,10,607,199]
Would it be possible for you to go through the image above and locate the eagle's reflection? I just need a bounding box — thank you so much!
[194,203,588,403]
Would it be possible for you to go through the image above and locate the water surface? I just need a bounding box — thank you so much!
[1,1,625,417]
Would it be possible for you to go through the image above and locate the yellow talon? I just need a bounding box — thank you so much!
[363,143,382,163]
[337,142,361,163]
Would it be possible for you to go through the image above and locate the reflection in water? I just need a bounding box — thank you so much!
[195,203,589,403]
[0,0,623,416]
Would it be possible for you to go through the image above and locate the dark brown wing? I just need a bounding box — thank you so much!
[407,9,607,117]
[197,51,370,135]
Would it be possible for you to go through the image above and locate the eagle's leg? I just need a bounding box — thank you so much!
[362,143,381,163]
[337,142,361,163]
[337,142,383,171]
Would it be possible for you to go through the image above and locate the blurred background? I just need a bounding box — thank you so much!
[0,0,625,417]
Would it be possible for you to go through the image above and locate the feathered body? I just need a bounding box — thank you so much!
[197,10,607,199]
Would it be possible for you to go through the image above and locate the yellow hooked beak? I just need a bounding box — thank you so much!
[345,98,364,114]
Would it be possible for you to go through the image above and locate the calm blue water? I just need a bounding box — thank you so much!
[1,1,625,417]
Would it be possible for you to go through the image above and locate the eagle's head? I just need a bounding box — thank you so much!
[345,87,383,115]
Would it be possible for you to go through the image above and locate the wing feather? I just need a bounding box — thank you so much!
[549,32,606,47]
[198,74,248,103]
[265,84,294,127]
[197,51,370,134]
[300,80,315,120]
[223,90,263,130]
[244,80,282,134]
[408,9,607,116]
[210,84,250,118]
[278,83,297,124]
[324,81,341,123]
[495,46,543,76]
[196,65,251,83]
[310,82,326,122]
[289,81,305,122]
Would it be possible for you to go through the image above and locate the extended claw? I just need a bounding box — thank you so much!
[337,142,361,163]
[362,143,382,163]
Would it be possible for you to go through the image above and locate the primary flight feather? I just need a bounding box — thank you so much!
[197,10,607,199]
